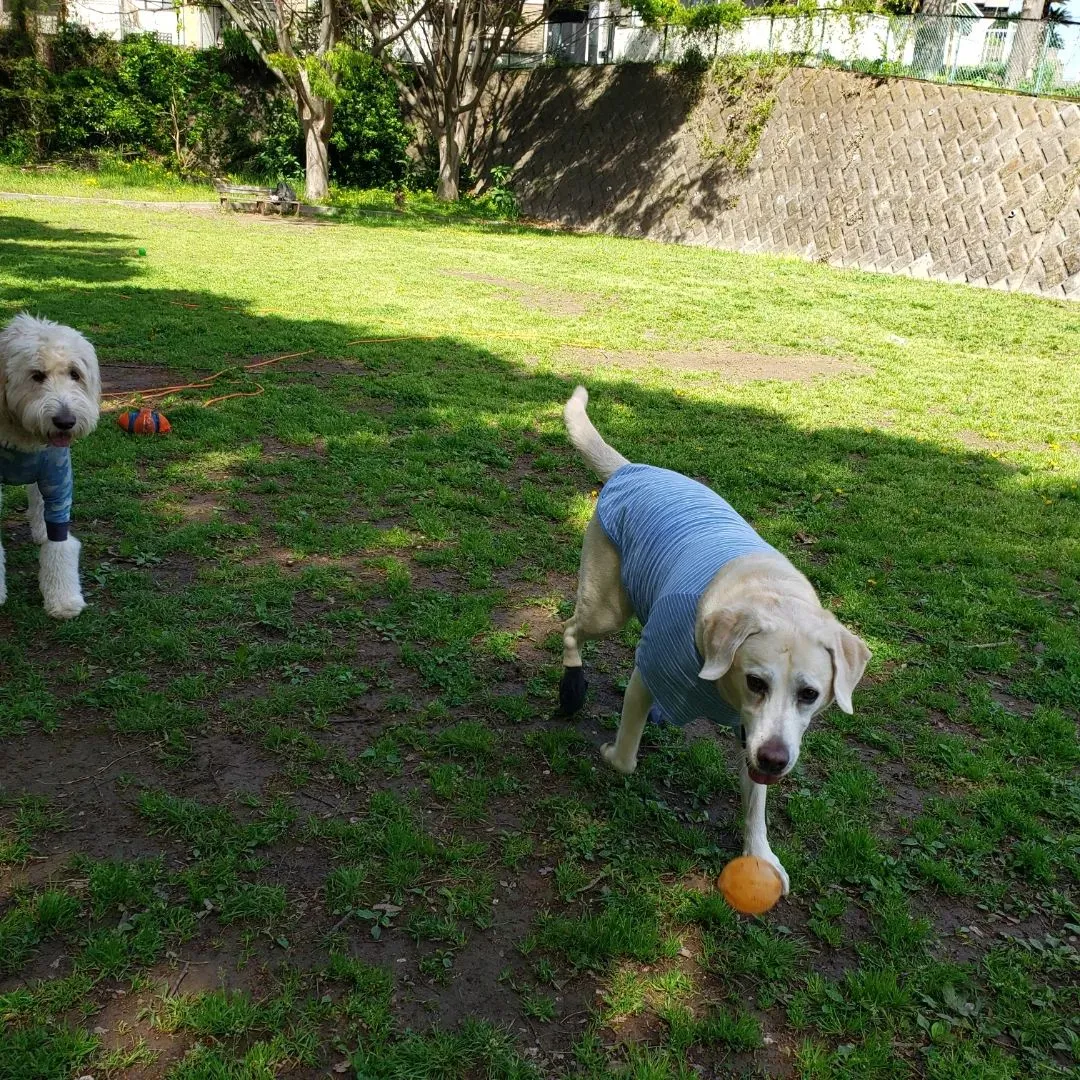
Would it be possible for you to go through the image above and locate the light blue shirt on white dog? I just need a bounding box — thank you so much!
[596,463,773,731]
[0,445,73,541]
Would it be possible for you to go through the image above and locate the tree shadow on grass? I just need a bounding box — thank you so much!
[0,214,142,289]
[0,214,1077,1074]
[1,213,1075,715]
[0,215,1074,710]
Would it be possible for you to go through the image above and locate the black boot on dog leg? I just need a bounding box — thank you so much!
[558,666,588,716]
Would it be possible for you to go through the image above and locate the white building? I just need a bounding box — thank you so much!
[4,0,1074,93]
[535,1,1077,93]
[0,0,224,47]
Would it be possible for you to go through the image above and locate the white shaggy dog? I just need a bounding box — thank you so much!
[0,314,101,618]
[560,387,870,895]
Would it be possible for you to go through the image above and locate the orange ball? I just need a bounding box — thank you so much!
[117,408,171,435]
[717,856,784,916]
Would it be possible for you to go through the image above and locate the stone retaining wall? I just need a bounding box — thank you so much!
[478,65,1080,299]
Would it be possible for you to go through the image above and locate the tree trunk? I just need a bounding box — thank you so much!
[1006,0,1048,88]
[301,97,334,201]
[436,119,467,202]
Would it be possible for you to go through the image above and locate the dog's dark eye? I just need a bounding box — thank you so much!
[31,371,46,384]
[69,369,81,382]
[798,687,819,705]
[746,674,768,695]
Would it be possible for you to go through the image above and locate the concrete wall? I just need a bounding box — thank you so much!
[479,65,1080,299]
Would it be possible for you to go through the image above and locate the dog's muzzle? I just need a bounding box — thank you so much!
[48,407,77,447]
[747,736,790,786]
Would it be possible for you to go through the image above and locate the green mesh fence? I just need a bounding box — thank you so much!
[499,10,1080,101]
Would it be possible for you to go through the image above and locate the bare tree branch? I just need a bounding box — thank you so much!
[216,0,288,82]
[360,0,433,50]
[355,0,579,199]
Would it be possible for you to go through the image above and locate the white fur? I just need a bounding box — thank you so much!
[0,488,6,608]
[39,536,86,619]
[0,314,100,619]
[562,387,871,896]
[27,481,48,545]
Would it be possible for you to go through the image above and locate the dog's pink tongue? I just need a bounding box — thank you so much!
[48,433,72,448]
[748,768,781,786]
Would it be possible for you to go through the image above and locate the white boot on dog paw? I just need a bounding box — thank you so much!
[40,537,86,619]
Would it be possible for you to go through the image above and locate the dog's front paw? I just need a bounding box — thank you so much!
[45,593,86,620]
[600,742,637,775]
[747,847,790,896]
[558,666,588,716]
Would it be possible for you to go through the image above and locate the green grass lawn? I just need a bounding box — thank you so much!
[0,195,1077,1080]
[0,162,218,203]
[0,163,506,221]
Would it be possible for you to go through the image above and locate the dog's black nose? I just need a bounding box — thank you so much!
[756,738,790,775]
[52,412,76,431]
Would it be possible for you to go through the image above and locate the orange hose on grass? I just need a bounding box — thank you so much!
[101,328,610,413]
[202,384,266,408]
[102,348,316,411]
[101,340,435,411]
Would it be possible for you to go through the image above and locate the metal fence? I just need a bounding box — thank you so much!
[500,11,1080,101]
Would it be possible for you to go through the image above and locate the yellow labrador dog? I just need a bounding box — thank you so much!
[559,387,870,893]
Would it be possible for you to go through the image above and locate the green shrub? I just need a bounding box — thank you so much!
[0,50,54,161]
[481,165,518,219]
[329,48,411,189]
[0,26,409,187]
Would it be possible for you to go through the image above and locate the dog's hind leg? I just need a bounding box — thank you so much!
[559,513,631,715]
[558,663,589,716]
[27,484,47,545]
[600,666,652,775]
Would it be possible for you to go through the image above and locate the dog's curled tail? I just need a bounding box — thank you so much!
[563,386,629,481]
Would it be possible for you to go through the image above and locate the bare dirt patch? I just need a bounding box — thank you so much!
[103,357,362,407]
[173,492,224,524]
[220,211,331,231]
[154,550,202,587]
[848,739,932,830]
[876,757,930,821]
[101,363,204,395]
[442,269,595,316]
[957,430,1009,452]
[554,345,872,382]
[987,676,1038,718]
[260,433,326,460]
[272,357,365,377]
[491,602,562,667]
[927,706,983,741]
[910,897,1056,966]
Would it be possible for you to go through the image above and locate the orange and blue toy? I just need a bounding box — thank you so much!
[117,408,171,435]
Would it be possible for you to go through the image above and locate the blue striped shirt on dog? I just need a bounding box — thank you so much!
[0,445,73,541]
[596,463,772,730]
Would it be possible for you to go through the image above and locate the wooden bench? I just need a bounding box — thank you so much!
[213,180,301,216]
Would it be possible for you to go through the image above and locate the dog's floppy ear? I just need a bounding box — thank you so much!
[0,313,34,401]
[698,606,757,681]
[78,339,101,403]
[828,620,871,714]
